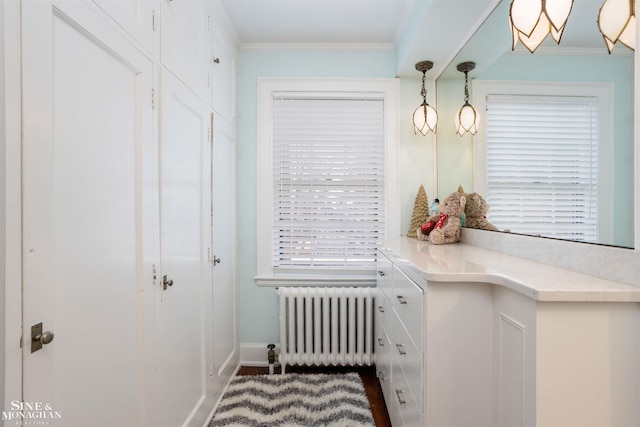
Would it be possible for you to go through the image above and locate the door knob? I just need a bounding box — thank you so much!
[35,331,54,345]
[31,322,54,353]
[213,256,221,265]
[163,274,174,290]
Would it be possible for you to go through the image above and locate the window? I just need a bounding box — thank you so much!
[473,81,613,243]
[256,79,400,286]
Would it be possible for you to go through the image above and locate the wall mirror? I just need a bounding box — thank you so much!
[436,0,635,248]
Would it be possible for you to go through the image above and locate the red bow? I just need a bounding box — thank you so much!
[435,213,448,229]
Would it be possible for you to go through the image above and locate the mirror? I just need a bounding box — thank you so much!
[436,0,635,248]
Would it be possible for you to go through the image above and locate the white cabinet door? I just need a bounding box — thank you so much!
[21,2,156,425]
[211,116,237,392]
[211,27,235,120]
[92,0,156,53]
[158,69,214,427]
[161,0,211,105]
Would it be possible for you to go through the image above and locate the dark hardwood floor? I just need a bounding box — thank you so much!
[236,364,392,427]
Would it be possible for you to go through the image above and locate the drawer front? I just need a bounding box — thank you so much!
[393,265,424,349]
[374,325,392,405]
[391,350,423,426]
[377,251,393,301]
[392,313,423,411]
[376,288,393,336]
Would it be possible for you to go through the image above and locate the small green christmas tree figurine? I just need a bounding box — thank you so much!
[407,184,430,238]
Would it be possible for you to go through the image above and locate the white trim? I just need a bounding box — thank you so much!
[635,0,640,252]
[256,78,401,285]
[240,42,394,52]
[2,0,22,409]
[472,80,615,245]
[256,276,376,287]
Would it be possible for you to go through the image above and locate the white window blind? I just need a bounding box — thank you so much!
[272,94,385,272]
[485,94,599,242]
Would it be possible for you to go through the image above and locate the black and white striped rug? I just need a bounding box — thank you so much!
[209,373,375,427]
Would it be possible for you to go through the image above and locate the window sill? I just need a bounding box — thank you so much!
[255,274,377,287]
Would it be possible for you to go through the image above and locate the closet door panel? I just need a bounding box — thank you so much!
[92,0,156,52]
[161,0,211,104]
[159,69,214,427]
[211,116,237,392]
[21,2,155,425]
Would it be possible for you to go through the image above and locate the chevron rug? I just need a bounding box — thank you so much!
[209,373,375,427]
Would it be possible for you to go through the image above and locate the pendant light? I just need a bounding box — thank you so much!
[598,0,636,53]
[509,0,574,53]
[413,61,438,136]
[455,62,479,136]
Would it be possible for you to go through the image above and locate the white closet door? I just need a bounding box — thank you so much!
[211,27,236,120]
[161,0,211,105]
[21,2,156,425]
[158,69,214,427]
[211,116,237,391]
[92,0,156,53]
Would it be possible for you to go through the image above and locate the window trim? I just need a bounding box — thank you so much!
[472,80,614,243]
[255,78,400,286]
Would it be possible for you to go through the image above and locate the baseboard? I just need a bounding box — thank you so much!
[240,342,282,367]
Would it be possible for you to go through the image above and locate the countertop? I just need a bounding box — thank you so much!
[380,237,640,302]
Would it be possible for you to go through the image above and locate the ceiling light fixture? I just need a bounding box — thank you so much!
[455,62,479,136]
[413,61,438,136]
[509,0,574,53]
[598,0,636,53]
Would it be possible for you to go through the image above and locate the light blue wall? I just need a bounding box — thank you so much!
[437,53,634,247]
[236,50,435,344]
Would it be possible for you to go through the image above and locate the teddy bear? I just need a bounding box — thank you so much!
[416,191,466,244]
[463,192,498,231]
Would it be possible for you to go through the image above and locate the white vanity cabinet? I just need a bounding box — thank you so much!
[376,238,640,427]
[376,253,424,427]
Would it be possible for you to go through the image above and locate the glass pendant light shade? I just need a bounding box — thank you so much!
[598,0,636,53]
[413,61,438,136]
[510,0,574,53]
[455,62,479,137]
[456,103,479,136]
[414,103,438,136]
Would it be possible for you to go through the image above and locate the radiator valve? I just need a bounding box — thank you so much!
[267,343,276,375]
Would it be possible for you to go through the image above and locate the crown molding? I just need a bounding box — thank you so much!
[239,42,395,52]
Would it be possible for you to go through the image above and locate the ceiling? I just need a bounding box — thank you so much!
[220,0,609,78]
[220,0,497,77]
[219,0,415,45]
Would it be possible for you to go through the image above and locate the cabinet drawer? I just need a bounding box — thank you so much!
[391,350,423,426]
[375,288,393,335]
[377,252,393,301]
[393,265,424,349]
[374,325,393,405]
[392,313,423,411]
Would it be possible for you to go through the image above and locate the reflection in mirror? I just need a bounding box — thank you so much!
[436,0,635,248]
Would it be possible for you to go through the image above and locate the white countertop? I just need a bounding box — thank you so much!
[380,237,640,302]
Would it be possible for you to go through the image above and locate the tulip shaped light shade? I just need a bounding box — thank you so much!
[510,0,574,53]
[413,61,438,136]
[598,0,636,53]
[455,62,479,136]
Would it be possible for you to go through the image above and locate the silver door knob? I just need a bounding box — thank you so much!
[34,331,54,345]
[213,256,221,265]
[163,275,174,290]
[31,322,54,353]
